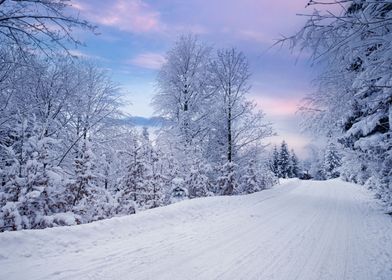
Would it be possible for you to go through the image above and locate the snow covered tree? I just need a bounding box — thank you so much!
[379,154,392,210]
[286,0,392,204]
[0,0,94,55]
[206,48,273,191]
[217,161,238,195]
[169,177,188,203]
[1,27,276,231]
[304,144,325,180]
[186,156,210,198]
[289,149,300,178]
[140,128,165,209]
[323,142,341,179]
[153,34,212,149]
[0,51,126,230]
[68,138,96,219]
[241,159,261,194]
[153,42,273,198]
[120,138,146,209]
[270,145,280,177]
[149,149,165,208]
[278,141,290,178]
[209,48,250,163]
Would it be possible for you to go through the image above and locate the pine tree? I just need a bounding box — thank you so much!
[323,142,341,179]
[121,142,146,210]
[289,149,299,178]
[150,151,164,208]
[187,158,210,198]
[270,145,280,177]
[241,159,261,194]
[68,138,97,222]
[218,161,237,195]
[278,141,290,178]
[22,138,51,228]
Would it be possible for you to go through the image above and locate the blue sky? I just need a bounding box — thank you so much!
[70,0,318,157]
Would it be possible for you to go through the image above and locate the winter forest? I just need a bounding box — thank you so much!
[0,0,391,237]
[1,1,392,279]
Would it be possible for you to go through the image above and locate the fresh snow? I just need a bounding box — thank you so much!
[1,179,392,280]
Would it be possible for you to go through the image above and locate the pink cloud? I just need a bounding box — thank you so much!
[252,95,301,117]
[152,0,313,44]
[72,0,161,33]
[129,52,166,70]
[250,91,311,157]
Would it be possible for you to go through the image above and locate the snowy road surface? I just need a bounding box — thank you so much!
[1,179,392,280]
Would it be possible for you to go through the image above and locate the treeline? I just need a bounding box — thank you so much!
[0,53,150,230]
[269,140,342,182]
[153,35,276,198]
[0,2,276,231]
[270,141,300,179]
[303,140,342,181]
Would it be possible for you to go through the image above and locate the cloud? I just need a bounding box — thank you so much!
[129,52,166,70]
[252,95,301,117]
[72,0,162,33]
[68,49,94,58]
[67,49,109,62]
[237,29,274,44]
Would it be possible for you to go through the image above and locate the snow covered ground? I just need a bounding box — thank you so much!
[1,179,391,280]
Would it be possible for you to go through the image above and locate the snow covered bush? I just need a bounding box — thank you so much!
[240,160,262,194]
[169,178,189,204]
[187,160,210,198]
[0,202,22,231]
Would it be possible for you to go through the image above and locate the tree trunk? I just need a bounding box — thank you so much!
[227,104,232,162]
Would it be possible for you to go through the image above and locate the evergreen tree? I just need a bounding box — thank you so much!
[278,141,290,178]
[289,149,300,178]
[21,137,51,228]
[241,159,261,194]
[69,138,97,222]
[270,145,280,177]
[323,142,341,179]
[187,158,210,198]
[120,138,147,210]
[218,161,237,195]
[149,149,165,208]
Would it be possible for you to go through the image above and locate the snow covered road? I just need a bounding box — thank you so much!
[1,179,392,280]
